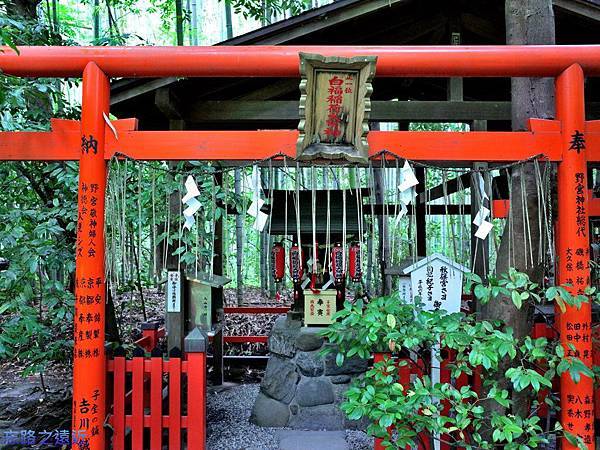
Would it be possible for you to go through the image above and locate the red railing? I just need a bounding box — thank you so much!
[107,329,207,450]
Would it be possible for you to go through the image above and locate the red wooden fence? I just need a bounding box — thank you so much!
[107,351,206,450]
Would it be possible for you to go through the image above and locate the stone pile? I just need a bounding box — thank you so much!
[250,314,368,430]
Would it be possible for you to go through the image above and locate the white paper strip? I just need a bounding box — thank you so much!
[252,211,269,231]
[184,215,195,230]
[399,161,419,192]
[477,173,488,200]
[182,175,200,203]
[301,277,311,290]
[472,206,490,227]
[251,165,261,202]
[183,197,201,217]
[475,220,493,239]
[322,274,334,290]
[247,198,265,218]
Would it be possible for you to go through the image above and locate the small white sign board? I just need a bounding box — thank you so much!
[403,254,469,314]
[398,276,412,302]
[167,271,181,313]
[403,254,469,450]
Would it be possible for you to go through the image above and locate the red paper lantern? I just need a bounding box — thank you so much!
[271,242,285,283]
[331,243,345,285]
[289,245,304,283]
[349,242,362,282]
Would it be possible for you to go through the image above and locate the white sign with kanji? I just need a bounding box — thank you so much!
[403,254,469,450]
[403,254,469,314]
[167,271,181,313]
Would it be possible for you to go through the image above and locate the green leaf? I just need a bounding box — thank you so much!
[386,314,396,329]
[511,290,522,309]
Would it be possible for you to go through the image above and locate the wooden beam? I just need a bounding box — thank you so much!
[553,0,600,22]
[155,87,182,120]
[233,79,299,100]
[418,173,471,204]
[183,100,600,123]
[110,77,178,106]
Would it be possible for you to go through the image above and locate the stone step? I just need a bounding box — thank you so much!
[277,430,348,450]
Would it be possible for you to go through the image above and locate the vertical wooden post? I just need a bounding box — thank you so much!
[556,63,595,449]
[72,62,109,449]
[185,328,207,450]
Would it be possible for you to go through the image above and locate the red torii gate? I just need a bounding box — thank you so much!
[1,45,600,449]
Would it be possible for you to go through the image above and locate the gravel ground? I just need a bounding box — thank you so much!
[207,384,281,450]
[206,384,373,450]
[345,430,373,450]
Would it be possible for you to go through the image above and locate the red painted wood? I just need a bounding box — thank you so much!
[72,62,109,450]
[594,326,600,419]
[556,65,594,449]
[168,357,182,450]
[0,129,572,162]
[112,356,126,450]
[4,45,600,78]
[150,357,163,450]
[131,356,145,449]
[187,352,206,450]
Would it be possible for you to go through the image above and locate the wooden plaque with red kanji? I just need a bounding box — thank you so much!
[297,53,377,163]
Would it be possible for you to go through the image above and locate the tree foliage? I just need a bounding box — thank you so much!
[322,270,598,449]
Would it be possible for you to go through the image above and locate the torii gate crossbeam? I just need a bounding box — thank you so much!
[0,45,598,450]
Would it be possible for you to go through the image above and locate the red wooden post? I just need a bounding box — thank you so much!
[150,356,163,450]
[168,357,182,450]
[556,63,595,449]
[131,355,145,449]
[185,328,207,450]
[72,62,109,450]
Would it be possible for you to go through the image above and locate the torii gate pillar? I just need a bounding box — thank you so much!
[72,62,109,450]
[556,63,595,449]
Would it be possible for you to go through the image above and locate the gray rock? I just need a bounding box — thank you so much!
[261,355,299,404]
[296,351,324,377]
[296,377,334,407]
[269,316,301,357]
[249,392,290,427]
[295,328,325,351]
[324,346,368,376]
[288,404,345,430]
[330,375,351,384]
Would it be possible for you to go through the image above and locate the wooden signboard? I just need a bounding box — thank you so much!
[403,254,469,314]
[297,53,377,163]
[304,289,337,325]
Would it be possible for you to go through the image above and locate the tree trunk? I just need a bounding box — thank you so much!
[175,0,184,46]
[480,0,555,420]
[234,169,244,305]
